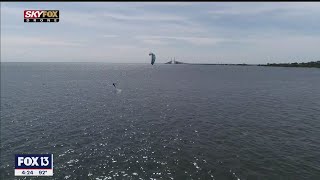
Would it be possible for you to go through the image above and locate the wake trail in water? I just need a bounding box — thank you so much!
[116,88,122,94]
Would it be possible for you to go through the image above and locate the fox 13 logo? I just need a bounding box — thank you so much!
[15,154,53,176]
[24,10,59,22]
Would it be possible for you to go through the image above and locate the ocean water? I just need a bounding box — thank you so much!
[1,62,320,180]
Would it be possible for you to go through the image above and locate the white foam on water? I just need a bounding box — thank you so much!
[208,170,215,180]
[96,175,112,180]
[229,169,241,180]
[66,159,79,164]
[59,153,66,157]
[113,88,122,94]
[193,162,201,170]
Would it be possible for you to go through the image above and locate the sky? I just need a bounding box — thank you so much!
[1,2,320,64]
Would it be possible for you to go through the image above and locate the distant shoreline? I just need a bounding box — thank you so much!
[2,61,319,68]
[165,61,320,68]
[187,63,255,66]
[258,61,320,68]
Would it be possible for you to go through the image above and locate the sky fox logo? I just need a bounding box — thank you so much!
[24,10,59,22]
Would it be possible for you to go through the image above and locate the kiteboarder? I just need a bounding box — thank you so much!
[113,83,116,88]
[149,52,156,65]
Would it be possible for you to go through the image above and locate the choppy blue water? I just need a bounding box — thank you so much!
[1,63,320,180]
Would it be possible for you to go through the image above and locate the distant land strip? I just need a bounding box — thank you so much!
[258,61,320,68]
[165,60,320,68]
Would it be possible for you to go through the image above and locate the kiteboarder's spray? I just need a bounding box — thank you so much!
[116,88,122,94]
[112,83,122,94]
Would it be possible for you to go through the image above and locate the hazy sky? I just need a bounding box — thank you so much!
[1,2,320,63]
